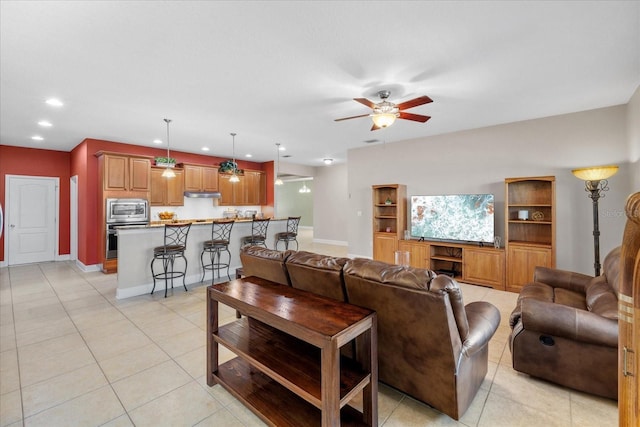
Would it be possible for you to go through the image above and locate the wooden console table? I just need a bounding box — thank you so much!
[207,276,378,426]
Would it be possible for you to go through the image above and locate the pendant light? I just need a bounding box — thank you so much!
[299,182,311,193]
[161,118,176,178]
[275,143,283,186]
[229,132,240,183]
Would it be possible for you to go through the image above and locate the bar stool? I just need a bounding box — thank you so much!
[240,218,270,248]
[150,222,192,298]
[200,219,235,283]
[274,216,301,250]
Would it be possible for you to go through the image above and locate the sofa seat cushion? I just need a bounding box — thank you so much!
[285,251,349,301]
[554,288,587,310]
[510,282,586,328]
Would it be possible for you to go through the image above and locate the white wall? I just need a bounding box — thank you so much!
[275,180,313,226]
[313,163,348,245]
[346,104,634,275]
[627,86,640,190]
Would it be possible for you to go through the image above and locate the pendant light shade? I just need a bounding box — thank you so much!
[299,182,311,193]
[229,132,240,183]
[275,143,283,186]
[162,118,176,178]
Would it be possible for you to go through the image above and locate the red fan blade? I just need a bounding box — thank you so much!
[399,112,431,123]
[354,98,376,109]
[396,95,433,110]
[334,114,371,122]
[371,123,381,131]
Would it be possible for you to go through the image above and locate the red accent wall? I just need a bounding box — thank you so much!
[2,140,273,266]
[0,145,71,261]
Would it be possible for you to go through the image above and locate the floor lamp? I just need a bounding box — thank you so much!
[571,165,619,276]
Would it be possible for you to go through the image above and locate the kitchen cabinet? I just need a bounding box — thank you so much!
[100,153,152,192]
[150,167,184,206]
[245,170,266,205]
[181,164,219,192]
[218,170,266,206]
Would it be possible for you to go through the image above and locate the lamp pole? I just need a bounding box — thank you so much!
[571,165,618,278]
[585,180,606,276]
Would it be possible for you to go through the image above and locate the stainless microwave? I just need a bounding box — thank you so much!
[106,198,149,224]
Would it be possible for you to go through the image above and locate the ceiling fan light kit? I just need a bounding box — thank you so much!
[335,90,432,131]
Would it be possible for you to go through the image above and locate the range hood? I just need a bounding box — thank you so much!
[183,191,221,198]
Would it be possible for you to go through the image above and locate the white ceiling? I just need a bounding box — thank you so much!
[1,1,638,166]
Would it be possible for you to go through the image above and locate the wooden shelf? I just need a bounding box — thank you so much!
[214,358,370,427]
[430,255,462,263]
[508,220,553,225]
[215,318,370,408]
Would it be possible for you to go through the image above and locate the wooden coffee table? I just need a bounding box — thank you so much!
[207,276,378,426]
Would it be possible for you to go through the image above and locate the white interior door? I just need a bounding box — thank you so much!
[7,176,58,265]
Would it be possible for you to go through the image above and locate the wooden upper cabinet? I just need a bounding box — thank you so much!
[150,167,184,206]
[217,170,265,206]
[202,166,219,191]
[245,171,266,205]
[100,152,151,192]
[129,157,151,191]
[181,164,219,192]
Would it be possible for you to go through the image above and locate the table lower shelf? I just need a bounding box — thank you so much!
[215,317,370,408]
[213,357,370,427]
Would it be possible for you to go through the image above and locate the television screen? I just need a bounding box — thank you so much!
[410,194,494,243]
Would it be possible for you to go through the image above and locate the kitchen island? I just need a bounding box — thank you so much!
[115,218,286,299]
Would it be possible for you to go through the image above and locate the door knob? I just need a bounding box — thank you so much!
[10,224,15,228]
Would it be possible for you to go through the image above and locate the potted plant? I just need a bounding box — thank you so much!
[219,160,240,174]
[155,156,176,168]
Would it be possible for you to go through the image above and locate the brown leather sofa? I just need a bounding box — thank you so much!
[509,246,620,399]
[239,246,501,420]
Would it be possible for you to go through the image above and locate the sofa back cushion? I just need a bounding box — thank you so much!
[285,251,350,301]
[343,258,466,406]
[239,246,292,286]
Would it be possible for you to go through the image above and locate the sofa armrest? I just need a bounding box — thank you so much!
[462,301,501,357]
[520,298,618,347]
[533,266,593,293]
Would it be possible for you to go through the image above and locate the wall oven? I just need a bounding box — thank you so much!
[106,198,149,259]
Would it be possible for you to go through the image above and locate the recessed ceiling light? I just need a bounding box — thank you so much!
[245,154,252,158]
[45,98,64,107]
[153,139,162,144]
[323,158,333,165]
[31,135,44,141]
[279,146,286,151]
[38,120,52,127]
[201,147,210,151]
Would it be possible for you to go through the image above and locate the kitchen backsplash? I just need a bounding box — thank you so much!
[150,197,261,221]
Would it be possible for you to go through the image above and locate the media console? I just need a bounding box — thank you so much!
[398,239,505,290]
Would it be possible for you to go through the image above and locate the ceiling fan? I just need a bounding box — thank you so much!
[335,90,433,131]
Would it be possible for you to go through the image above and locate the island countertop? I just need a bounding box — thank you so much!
[115,218,287,299]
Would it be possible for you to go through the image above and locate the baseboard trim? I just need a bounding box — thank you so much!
[313,238,348,246]
[75,260,101,273]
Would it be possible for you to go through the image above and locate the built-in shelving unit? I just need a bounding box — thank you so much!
[372,184,406,264]
[505,176,556,293]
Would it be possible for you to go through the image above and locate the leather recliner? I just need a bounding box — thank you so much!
[509,246,620,399]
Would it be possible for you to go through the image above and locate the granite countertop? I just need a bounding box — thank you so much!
[145,217,285,227]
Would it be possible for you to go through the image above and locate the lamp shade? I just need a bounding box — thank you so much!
[161,168,176,178]
[371,113,397,128]
[572,165,619,181]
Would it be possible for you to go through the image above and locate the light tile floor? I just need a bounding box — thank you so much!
[0,229,618,426]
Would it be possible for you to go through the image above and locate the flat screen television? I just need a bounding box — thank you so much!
[410,194,495,244]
